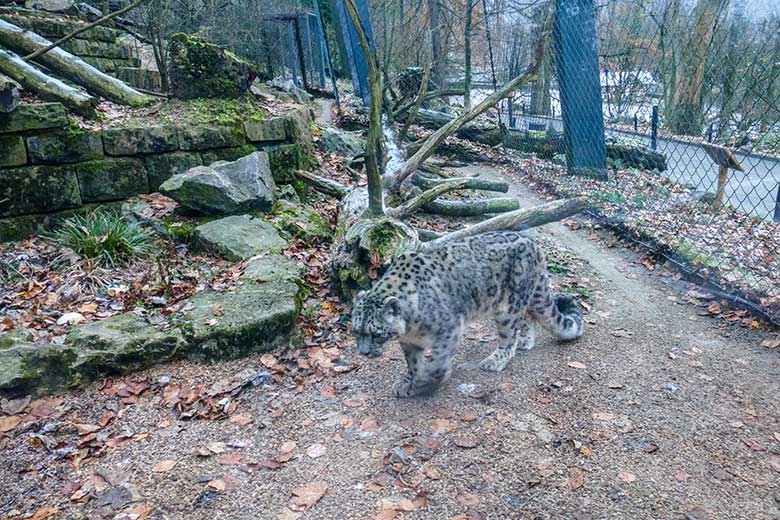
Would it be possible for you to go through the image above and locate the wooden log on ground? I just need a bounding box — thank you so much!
[0,50,96,116]
[421,197,587,248]
[414,174,509,193]
[0,72,20,112]
[0,19,153,107]
[422,197,519,216]
[293,170,350,199]
[414,108,503,146]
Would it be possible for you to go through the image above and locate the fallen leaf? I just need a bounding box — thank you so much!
[125,502,152,519]
[674,470,690,482]
[618,471,636,483]
[431,418,457,434]
[343,395,367,407]
[0,415,22,433]
[774,432,780,442]
[457,493,480,506]
[768,454,780,472]
[568,467,585,490]
[206,442,227,454]
[288,481,328,512]
[57,312,86,325]
[230,414,253,426]
[320,385,336,398]
[30,507,57,520]
[306,443,327,459]
[74,423,101,436]
[607,382,624,389]
[424,465,442,480]
[453,435,480,449]
[152,460,177,473]
[78,302,99,314]
[374,511,399,520]
[219,452,243,465]
[761,338,780,349]
[278,441,297,462]
[208,479,226,492]
[360,416,381,433]
[593,412,615,421]
[568,361,587,369]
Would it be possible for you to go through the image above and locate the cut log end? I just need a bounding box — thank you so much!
[0,76,20,113]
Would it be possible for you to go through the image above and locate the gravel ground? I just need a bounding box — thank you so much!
[2,168,780,520]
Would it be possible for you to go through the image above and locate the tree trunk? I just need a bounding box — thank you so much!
[413,108,503,145]
[0,19,153,107]
[428,0,445,90]
[463,0,474,110]
[423,197,519,216]
[0,72,20,113]
[666,0,729,135]
[0,50,96,116]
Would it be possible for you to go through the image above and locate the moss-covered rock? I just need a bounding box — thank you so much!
[76,158,150,202]
[66,313,187,382]
[0,165,81,218]
[319,127,365,158]
[160,152,275,215]
[177,277,301,362]
[270,200,332,243]
[199,144,257,165]
[0,102,67,134]
[169,33,256,100]
[177,125,246,151]
[0,330,77,397]
[102,126,179,156]
[267,143,313,184]
[27,132,103,164]
[144,151,202,191]
[244,117,287,143]
[0,136,26,167]
[241,254,301,283]
[193,214,287,261]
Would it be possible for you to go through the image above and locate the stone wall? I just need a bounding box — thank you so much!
[0,102,314,242]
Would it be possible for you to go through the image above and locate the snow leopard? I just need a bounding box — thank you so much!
[351,231,584,398]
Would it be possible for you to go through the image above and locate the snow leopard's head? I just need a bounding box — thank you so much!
[351,289,406,358]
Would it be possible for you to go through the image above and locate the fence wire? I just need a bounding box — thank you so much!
[501,0,780,324]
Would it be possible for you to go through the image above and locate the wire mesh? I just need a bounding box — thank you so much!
[500,0,780,323]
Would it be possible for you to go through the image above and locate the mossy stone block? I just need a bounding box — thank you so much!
[0,103,67,134]
[27,132,103,164]
[193,214,287,261]
[103,126,179,156]
[177,125,246,151]
[244,117,287,143]
[0,136,26,167]
[199,144,257,165]
[144,151,202,190]
[0,165,81,218]
[267,143,310,183]
[76,158,149,202]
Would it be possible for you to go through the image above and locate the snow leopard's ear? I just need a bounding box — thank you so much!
[383,296,401,317]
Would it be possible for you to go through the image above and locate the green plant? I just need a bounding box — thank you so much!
[48,211,153,267]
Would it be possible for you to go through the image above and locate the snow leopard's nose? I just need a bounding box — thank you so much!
[357,336,374,356]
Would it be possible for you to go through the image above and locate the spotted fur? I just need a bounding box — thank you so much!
[351,231,584,398]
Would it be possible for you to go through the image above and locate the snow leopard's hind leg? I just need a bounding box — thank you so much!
[393,329,460,398]
[479,313,535,372]
[530,273,584,341]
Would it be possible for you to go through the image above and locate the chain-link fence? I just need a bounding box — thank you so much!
[499,0,780,324]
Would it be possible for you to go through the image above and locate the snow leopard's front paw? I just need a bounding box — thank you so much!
[392,380,417,398]
[479,351,511,372]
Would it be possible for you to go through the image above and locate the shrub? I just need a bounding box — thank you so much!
[49,211,153,267]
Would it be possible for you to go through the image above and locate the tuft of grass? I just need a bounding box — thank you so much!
[48,211,153,267]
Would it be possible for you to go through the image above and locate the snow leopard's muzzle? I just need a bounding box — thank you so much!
[357,335,384,358]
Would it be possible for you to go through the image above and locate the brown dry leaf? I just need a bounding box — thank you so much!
[453,435,480,449]
[707,302,722,315]
[260,353,278,368]
[152,460,177,473]
[219,452,243,465]
[378,498,416,512]
[607,382,624,389]
[78,302,99,314]
[125,502,152,519]
[30,507,57,520]
[761,338,780,349]
[461,411,479,422]
[568,467,585,490]
[306,443,327,459]
[431,418,457,434]
[424,465,442,480]
[593,412,615,421]
[343,395,367,408]
[618,471,637,483]
[360,416,381,433]
[0,415,22,433]
[206,442,227,454]
[288,481,328,512]
[230,414,253,426]
[74,423,101,436]
[213,303,224,317]
[674,470,690,482]
[208,479,227,492]
[568,361,587,369]
[320,385,336,398]
[768,454,780,473]
[774,432,780,442]
[278,441,297,463]
[457,493,480,506]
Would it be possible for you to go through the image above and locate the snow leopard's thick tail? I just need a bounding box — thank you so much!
[529,274,584,341]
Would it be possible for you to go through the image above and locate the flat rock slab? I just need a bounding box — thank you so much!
[319,127,365,158]
[194,214,287,261]
[0,330,76,397]
[160,151,276,215]
[66,313,186,382]
[180,277,302,362]
[241,253,300,283]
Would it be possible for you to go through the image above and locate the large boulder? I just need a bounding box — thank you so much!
[179,255,302,361]
[66,313,186,382]
[169,33,256,100]
[319,128,365,158]
[0,330,77,397]
[270,200,332,243]
[160,151,276,215]
[193,214,287,261]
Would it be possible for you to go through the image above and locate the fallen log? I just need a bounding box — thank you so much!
[422,197,519,216]
[0,50,96,116]
[0,72,19,112]
[415,108,503,146]
[414,174,509,193]
[293,170,350,199]
[421,197,587,248]
[0,19,153,107]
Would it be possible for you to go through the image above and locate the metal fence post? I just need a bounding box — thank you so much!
[553,0,608,179]
[287,21,298,86]
[774,183,780,222]
[651,105,658,151]
[311,0,341,112]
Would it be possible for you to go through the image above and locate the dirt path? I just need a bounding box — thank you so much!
[2,164,780,520]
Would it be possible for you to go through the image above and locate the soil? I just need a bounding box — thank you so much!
[2,162,780,520]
